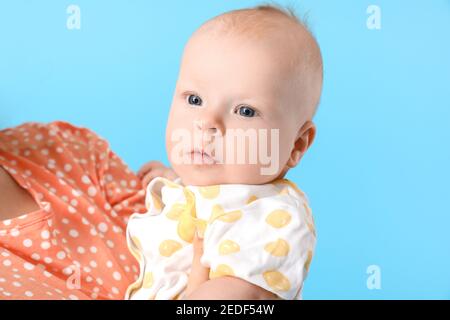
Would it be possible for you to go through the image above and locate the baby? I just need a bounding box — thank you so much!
[126,4,323,300]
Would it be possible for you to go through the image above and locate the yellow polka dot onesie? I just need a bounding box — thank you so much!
[125,177,316,300]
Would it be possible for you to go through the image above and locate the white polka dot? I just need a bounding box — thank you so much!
[68,205,77,214]
[63,267,73,275]
[69,294,79,300]
[81,175,90,184]
[106,240,114,248]
[25,291,34,297]
[112,226,122,233]
[41,241,51,250]
[88,206,95,214]
[112,271,122,281]
[62,218,69,224]
[31,253,40,261]
[90,246,98,254]
[119,254,126,261]
[88,186,97,197]
[96,278,103,285]
[24,262,35,271]
[98,223,108,233]
[43,271,52,278]
[72,189,81,197]
[23,239,33,248]
[41,148,49,155]
[3,219,11,226]
[77,246,85,254]
[44,257,53,264]
[56,251,66,260]
[69,229,79,238]
[41,230,50,239]
[106,261,113,268]
[3,260,11,267]
[112,287,119,295]
[70,199,78,207]
[90,261,97,268]
[10,229,20,237]
[35,134,43,141]
[64,164,72,172]
[12,281,21,287]
[83,266,91,273]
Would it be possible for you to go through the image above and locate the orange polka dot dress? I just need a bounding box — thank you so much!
[0,121,146,299]
[126,177,316,300]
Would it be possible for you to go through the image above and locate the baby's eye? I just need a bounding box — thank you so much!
[187,94,203,106]
[236,105,257,118]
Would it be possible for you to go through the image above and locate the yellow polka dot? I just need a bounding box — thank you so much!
[142,272,154,288]
[165,203,186,220]
[163,179,180,188]
[198,185,220,199]
[307,221,316,235]
[218,240,240,255]
[209,205,242,223]
[129,236,142,261]
[159,239,183,257]
[264,238,290,257]
[149,192,162,212]
[265,210,291,228]
[177,214,196,243]
[304,250,313,273]
[303,203,312,216]
[131,236,142,249]
[246,195,258,204]
[209,264,235,279]
[263,270,291,291]
[273,179,305,198]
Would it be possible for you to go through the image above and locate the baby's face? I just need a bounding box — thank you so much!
[166,32,310,186]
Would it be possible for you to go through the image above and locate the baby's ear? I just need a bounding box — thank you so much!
[286,121,316,168]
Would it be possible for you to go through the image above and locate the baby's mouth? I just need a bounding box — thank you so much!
[188,148,216,165]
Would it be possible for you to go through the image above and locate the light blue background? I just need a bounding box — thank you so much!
[1,1,449,299]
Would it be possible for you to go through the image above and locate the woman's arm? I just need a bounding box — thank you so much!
[185,276,281,300]
[183,231,280,300]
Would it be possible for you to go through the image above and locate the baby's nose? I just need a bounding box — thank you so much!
[194,119,221,135]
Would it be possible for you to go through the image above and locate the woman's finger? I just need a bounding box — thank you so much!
[141,168,165,188]
[137,161,164,178]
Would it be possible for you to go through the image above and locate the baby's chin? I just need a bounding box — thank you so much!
[174,164,278,186]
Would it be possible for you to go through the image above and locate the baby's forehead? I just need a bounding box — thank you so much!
[188,8,321,78]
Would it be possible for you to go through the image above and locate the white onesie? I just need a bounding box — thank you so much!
[125,176,316,300]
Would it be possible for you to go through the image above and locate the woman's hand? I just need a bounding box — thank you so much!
[184,231,210,298]
[137,161,178,188]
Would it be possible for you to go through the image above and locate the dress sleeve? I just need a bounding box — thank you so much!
[201,194,316,300]
[55,121,147,218]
